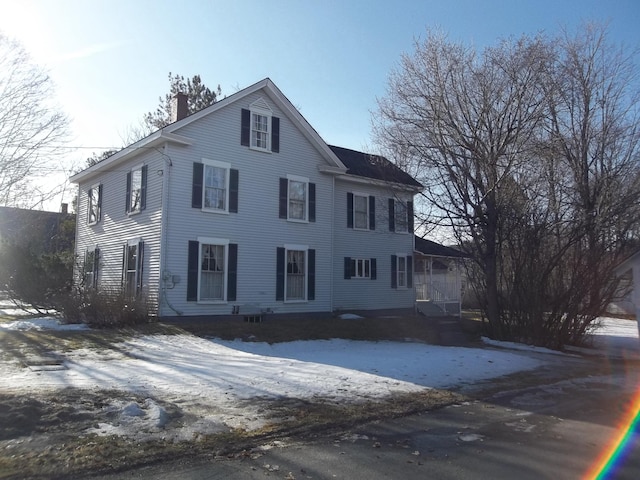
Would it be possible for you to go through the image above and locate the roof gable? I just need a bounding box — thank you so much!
[71,78,346,184]
[414,236,469,258]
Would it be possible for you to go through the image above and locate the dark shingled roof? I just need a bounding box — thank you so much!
[329,145,422,188]
[414,236,469,258]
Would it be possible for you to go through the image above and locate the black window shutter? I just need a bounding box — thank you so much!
[140,165,148,211]
[125,172,132,213]
[229,169,239,213]
[272,116,280,153]
[407,200,414,233]
[388,198,395,232]
[279,178,288,219]
[192,162,203,209]
[227,243,238,301]
[369,196,376,230]
[391,255,397,289]
[97,184,103,221]
[121,244,126,288]
[344,257,352,279]
[347,193,354,228]
[370,258,377,280]
[307,249,315,300]
[407,255,413,288]
[136,241,144,295]
[309,183,316,222]
[87,187,92,223]
[241,109,250,146]
[187,241,199,301]
[93,248,100,288]
[276,247,285,301]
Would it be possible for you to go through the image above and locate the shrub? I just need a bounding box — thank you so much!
[61,287,151,328]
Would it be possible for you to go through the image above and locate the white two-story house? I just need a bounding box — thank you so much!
[70,78,422,319]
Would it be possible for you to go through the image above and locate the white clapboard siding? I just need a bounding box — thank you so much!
[160,91,334,316]
[332,179,416,311]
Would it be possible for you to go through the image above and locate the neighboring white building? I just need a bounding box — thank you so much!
[70,78,423,319]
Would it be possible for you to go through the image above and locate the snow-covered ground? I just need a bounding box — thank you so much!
[0,315,637,440]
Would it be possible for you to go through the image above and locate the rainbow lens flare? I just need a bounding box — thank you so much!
[584,388,640,479]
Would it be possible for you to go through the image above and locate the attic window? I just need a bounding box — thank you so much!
[241,98,280,153]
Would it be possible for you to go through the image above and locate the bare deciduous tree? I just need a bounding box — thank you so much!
[0,33,69,207]
[375,30,550,338]
[375,25,640,348]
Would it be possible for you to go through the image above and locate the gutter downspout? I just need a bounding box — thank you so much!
[159,142,183,316]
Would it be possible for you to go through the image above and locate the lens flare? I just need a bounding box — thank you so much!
[584,387,640,479]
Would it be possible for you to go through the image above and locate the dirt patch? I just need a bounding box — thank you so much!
[0,387,463,479]
[168,314,445,344]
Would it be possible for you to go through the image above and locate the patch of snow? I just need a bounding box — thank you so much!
[0,317,88,331]
[339,313,364,320]
[0,314,636,441]
[481,337,573,356]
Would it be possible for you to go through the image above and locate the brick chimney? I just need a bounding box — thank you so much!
[61,203,68,215]
[171,92,188,122]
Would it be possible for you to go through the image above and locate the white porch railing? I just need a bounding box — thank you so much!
[415,278,461,302]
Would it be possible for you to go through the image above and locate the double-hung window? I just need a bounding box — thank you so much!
[187,238,238,302]
[192,160,239,213]
[123,239,144,297]
[289,178,307,221]
[394,202,408,233]
[200,243,226,301]
[391,254,413,289]
[397,256,407,287]
[286,249,306,300]
[126,165,147,214]
[240,99,280,153]
[276,245,316,302]
[354,194,369,229]
[279,175,316,222]
[388,198,413,233]
[252,113,269,150]
[87,183,102,225]
[347,193,375,230]
[84,247,99,289]
[205,164,227,210]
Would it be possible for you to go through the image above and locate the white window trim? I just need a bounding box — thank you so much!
[84,246,99,289]
[201,158,231,215]
[284,244,308,303]
[87,183,101,225]
[250,101,273,153]
[351,258,371,279]
[352,191,369,231]
[128,163,144,216]
[124,238,142,297]
[197,237,229,304]
[396,253,408,288]
[286,174,309,223]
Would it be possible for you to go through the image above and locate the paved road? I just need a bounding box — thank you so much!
[84,354,640,480]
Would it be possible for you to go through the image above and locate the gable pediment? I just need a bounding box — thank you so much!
[250,97,272,113]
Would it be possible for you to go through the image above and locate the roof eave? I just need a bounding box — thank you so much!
[337,173,423,192]
[70,131,192,184]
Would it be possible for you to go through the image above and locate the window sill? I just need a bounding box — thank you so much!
[201,208,229,215]
[197,300,228,305]
[249,146,272,154]
[287,218,309,224]
[127,210,141,217]
[353,227,371,232]
[88,221,100,226]
[284,299,308,304]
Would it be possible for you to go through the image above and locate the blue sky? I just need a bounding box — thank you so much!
[0,0,639,206]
